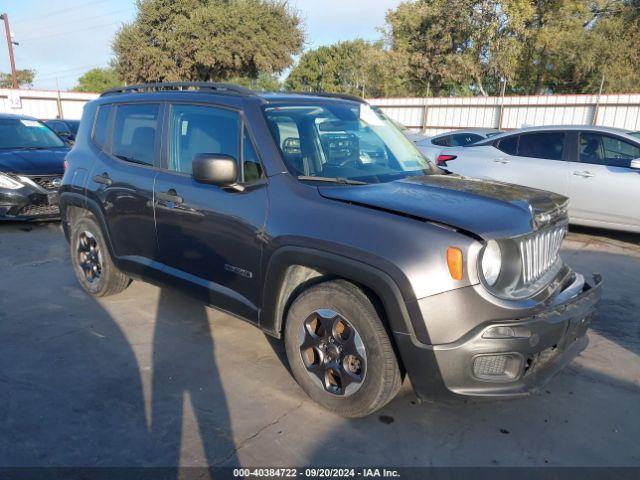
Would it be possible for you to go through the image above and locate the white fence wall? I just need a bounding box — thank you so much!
[2,89,637,132]
[369,94,640,136]
[0,88,98,120]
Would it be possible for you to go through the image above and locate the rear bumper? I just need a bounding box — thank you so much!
[0,186,60,221]
[400,273,602,400]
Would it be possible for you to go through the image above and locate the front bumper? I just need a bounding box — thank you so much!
[0,184,60,221]
[399,273,602,400]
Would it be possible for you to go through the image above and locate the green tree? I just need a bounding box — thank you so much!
[73,67,121,93]
[384,0,533,96]
[513,0,640,94]
[228,73,282,91]
[562,0,640,94]
[285,39,410,97]
[113,0,304,84]
[384,0,639,96]
[0,69,36,88]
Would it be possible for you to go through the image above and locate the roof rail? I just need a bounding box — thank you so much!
[100,82,255,97]
[286,91,367,104]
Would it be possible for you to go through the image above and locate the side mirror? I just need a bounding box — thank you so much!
[192,154,238,187]
[630,159,640,170]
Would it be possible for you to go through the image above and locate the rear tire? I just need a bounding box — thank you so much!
[284,280,402,417]
[70,215,131,297]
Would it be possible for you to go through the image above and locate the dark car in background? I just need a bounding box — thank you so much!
[0,114,69,220]
[43,119,80,142]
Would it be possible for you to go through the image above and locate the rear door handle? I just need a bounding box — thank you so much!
[157,189,183,204]
[573,170,594,178]
[493,158,510,164]
[92,173,112,186]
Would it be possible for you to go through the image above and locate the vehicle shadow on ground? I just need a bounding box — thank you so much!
[569,225,640,247]
[150,288,238,469]
[0,222,238,473]
[0,256,151,466]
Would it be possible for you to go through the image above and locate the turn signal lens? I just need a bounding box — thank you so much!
[447,247,463,280]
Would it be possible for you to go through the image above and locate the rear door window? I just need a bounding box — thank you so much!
[112,103,160,166]
[579,132,640,168]
[517,132,565,161]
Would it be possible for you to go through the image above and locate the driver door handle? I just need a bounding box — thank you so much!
[157,189,183,204]
[493,158,510,164]
[573,170,594,178]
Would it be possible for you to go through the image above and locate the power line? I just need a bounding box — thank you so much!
[18,21,121,43]
[11,0,114,25]
[12,7,131,37]
[36,63,110,81]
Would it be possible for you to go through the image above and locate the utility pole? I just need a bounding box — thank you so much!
[593,74,605,126]
[0,13,18,89]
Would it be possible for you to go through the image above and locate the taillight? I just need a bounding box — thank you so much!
[63,159,69,171]
[437,154,457,166]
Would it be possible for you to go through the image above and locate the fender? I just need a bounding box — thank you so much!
[59,191,116,258]
[260,245,430,344]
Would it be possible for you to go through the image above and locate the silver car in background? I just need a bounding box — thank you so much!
[439,126,640,233]
[416,128,503,162]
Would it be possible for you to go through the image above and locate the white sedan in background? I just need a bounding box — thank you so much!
[415,128,503,161]
[438,125,640,233]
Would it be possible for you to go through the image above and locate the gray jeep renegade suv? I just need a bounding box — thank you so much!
[60,83,602,417]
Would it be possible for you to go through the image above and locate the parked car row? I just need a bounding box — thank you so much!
[431,126,640,233]
[415,128,503,162]
[0,114,67,220]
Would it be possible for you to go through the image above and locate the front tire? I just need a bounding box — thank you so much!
[284,280,402,417]
[70,215,131,297]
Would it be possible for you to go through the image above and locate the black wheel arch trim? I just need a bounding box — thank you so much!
[59,191,116,259]
[260,245,431,344]
[260,245,447,399]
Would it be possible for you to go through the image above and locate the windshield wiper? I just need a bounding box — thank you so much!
[297,176,367,185]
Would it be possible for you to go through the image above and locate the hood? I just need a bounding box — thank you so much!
[0,148,68,175]
[318,174,568,239]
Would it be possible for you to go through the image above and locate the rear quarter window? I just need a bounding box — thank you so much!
[92,105,112,150]
[431,135,452,147]
[495,135,518,155]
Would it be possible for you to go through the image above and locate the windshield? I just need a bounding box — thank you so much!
[263,103,438,183]
[629,131,640,141]
[0,118,66,149]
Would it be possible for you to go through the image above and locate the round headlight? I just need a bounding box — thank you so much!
[481,240,502,286]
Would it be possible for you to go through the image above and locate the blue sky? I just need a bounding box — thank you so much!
[1,0,403,91]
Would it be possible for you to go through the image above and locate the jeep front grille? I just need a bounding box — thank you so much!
[518,226,566,285]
